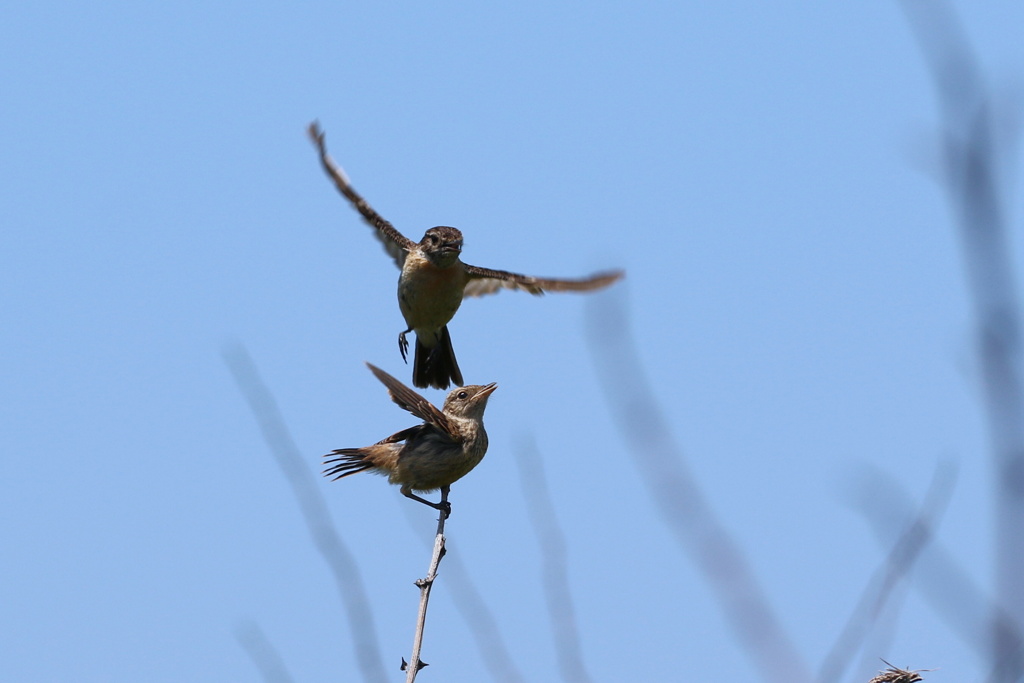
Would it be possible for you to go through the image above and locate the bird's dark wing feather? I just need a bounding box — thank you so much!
[366,363,453,436]
[461,265,624,298]
[377,425,426,445]
[308,122,415,269]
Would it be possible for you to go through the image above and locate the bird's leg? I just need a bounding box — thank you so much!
[402,486,452,519]
[398,328,412,363]
[438,485,451,518]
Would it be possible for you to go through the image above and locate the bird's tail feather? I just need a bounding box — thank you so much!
[323,448,375,481]
[413,326,463,390]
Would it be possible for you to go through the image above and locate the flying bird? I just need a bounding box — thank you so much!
[308,122,624,389]
[323,362,496,516]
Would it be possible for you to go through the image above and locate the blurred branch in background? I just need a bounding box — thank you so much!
[585,292,812,683]
[898,2,1024,679]
[515,436,594,683]
[224,344,388,683]
[852,581,913,683]
[850,466,1024,679]
[235,620,296,683]
[430,548,527,683]
[819,463,955,683]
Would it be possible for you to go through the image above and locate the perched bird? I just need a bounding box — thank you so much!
[308,122,624,390]
[323,363,497,516]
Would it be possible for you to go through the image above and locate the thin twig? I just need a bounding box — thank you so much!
[235,621,296,683]
[898,3,1024,680]
[817,463,955,683]
[515,436,593,683]
[851,467,1024,675]
[404,487,450,682]
[434,550,527,683]
[224,344,388,683]
[401,504,527,683]
[585,291,812,683]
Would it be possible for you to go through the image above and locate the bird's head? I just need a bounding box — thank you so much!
[442,382,497,421]
[420,226,464,267]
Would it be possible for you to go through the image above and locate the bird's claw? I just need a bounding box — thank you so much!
[398,332,410,363]
[438,501,452,519]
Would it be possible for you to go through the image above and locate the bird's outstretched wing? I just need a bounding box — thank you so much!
[307,122,415,269]
[461,265,624,298]
[366,363,453,436]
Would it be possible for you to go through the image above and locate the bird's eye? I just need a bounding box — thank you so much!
[428,233,439,244]
[457,391,468,399]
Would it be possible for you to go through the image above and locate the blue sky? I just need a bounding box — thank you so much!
[3,1,1024,681]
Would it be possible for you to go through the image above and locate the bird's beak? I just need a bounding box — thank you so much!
[444,242,463,254]
[475,382,497,400]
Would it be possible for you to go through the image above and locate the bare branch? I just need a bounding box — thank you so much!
[444,553,527,682]
[405,487,450,682]
[224,344,388,683]
[818,463,955,683]
[400,500,526,682]
[899,2,1024,678]
[515,436,594,683]
[585,291,811,683]
[851,466,1024,679]
[235,621,296,683]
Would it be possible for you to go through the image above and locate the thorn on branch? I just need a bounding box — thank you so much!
[401,657,429,672]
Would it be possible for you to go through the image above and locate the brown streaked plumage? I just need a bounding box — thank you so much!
[323,362,496,516]
[308,122,624,390]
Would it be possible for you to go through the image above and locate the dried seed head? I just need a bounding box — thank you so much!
[868,659,931,683]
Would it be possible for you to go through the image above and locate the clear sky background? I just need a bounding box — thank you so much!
[3,1,1024,681]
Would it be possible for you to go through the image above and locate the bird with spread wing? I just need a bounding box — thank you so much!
[323,363,496,517]
[308,122,624,389]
